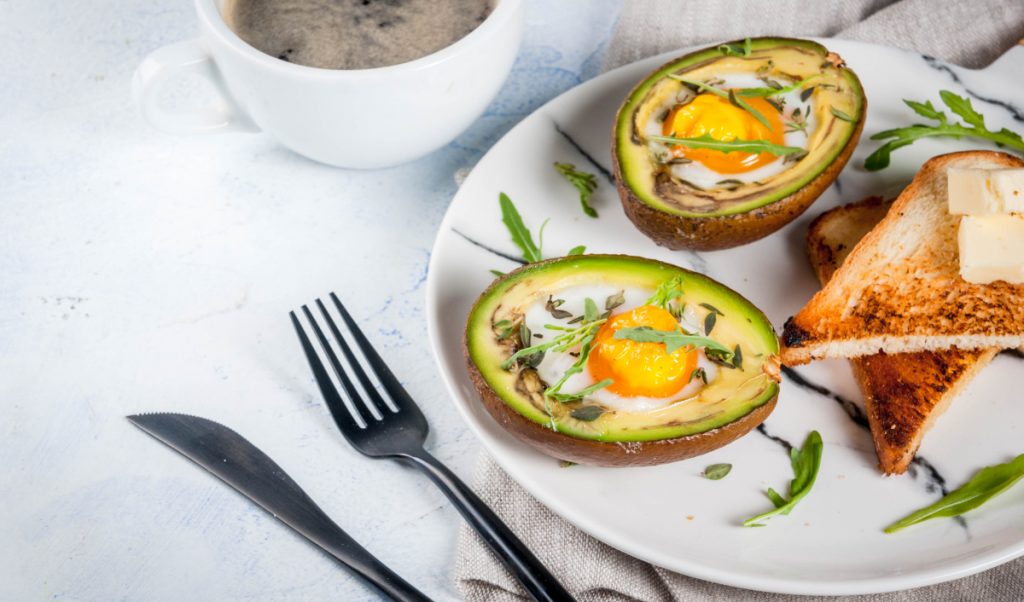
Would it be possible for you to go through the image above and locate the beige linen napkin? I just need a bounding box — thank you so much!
[455,1,1024,600]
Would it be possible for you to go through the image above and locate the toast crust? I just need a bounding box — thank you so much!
[806,196,997,474]
[782,151,1024,365]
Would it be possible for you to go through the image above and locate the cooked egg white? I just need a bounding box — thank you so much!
[644,73,816,190]
[522,285,719,413]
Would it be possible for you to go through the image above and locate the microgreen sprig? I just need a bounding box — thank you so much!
[865,90,1024,171]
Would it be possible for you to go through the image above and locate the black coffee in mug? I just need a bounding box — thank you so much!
[223,0,494,70]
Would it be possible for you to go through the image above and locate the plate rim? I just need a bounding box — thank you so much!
[425,37,1024,595]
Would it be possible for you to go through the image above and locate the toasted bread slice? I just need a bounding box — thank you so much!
[782,151,1024,365]
[807,196,998,474]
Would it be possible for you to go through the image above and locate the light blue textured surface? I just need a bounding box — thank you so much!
[0,1,621,600]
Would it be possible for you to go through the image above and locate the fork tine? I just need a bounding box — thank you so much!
[292,307,367,428]
[329,293,417,412]
[315,298,389,417]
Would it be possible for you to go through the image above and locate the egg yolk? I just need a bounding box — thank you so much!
[662,93,785,174]
[587,305,699,398]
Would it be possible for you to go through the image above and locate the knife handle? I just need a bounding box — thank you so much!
[308,516,433,602]
[401,450,575,602]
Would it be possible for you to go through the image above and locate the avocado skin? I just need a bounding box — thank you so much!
[611,37,867,251]
[464,346,778,466]
[462,254,781,466]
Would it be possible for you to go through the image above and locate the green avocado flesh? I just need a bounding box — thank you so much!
[615,37,865,217]
[465,255,780,442]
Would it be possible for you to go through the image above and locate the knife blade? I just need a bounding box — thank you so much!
[127,413,431,602]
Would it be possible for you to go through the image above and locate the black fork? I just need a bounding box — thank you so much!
[291,293,574,602]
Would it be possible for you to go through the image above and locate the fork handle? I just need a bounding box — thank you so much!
[402,450,575,602]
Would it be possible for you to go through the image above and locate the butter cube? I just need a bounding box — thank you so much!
[958,215,1024,284]
[948,167,1024,215]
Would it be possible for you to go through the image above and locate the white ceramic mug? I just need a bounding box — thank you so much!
[133,0,524,168]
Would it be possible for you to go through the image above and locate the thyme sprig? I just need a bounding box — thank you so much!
[865,90,1024,171]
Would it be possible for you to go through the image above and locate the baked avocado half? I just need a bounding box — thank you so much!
[612,37,866,251]
[464,255,781,466]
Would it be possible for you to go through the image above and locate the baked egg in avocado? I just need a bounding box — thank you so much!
[463,255,781,466]
[612,37,866,251]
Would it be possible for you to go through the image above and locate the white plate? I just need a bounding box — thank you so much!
[425,39,1024,595]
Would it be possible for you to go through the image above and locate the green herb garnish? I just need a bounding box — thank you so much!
[703,463,732,480]
[554,162,599,218]
[865,90,1024,171]
[605,290,625,311]
[646,276,685,309]
[829,107,854,122]
[499,192,545,263]
[650,134,804,157]
[743,431,823,527]
[570,405,606,422]
[728,89,771,130]
[731,344,743,369]
[613,326,732,355]
[717,38,752,57]
[567,245,586,256]
[703,312,717,335]
[669,74,816,100]
[884,454,1024,533]
[549,379,614,403]
[700,303,723,335]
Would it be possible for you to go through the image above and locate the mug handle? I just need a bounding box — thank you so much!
[132,38,259,134]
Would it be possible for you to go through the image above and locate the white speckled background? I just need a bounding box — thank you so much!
[0,1,622,599]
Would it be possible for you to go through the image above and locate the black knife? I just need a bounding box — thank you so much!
[128,413,431,602]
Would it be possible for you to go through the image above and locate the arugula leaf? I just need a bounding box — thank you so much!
[904,99,945,122]
[613,326,731,355]
[884,453,1024,533]
[728,89,771,130]
[499,193,543,262]
[940,89,985,129]
[650,134,804,157]
[864,90,1024,171]
[743,431,823,527]
[554,163,599,218]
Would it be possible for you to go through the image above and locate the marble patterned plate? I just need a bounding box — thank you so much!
[425,39,1024,595]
